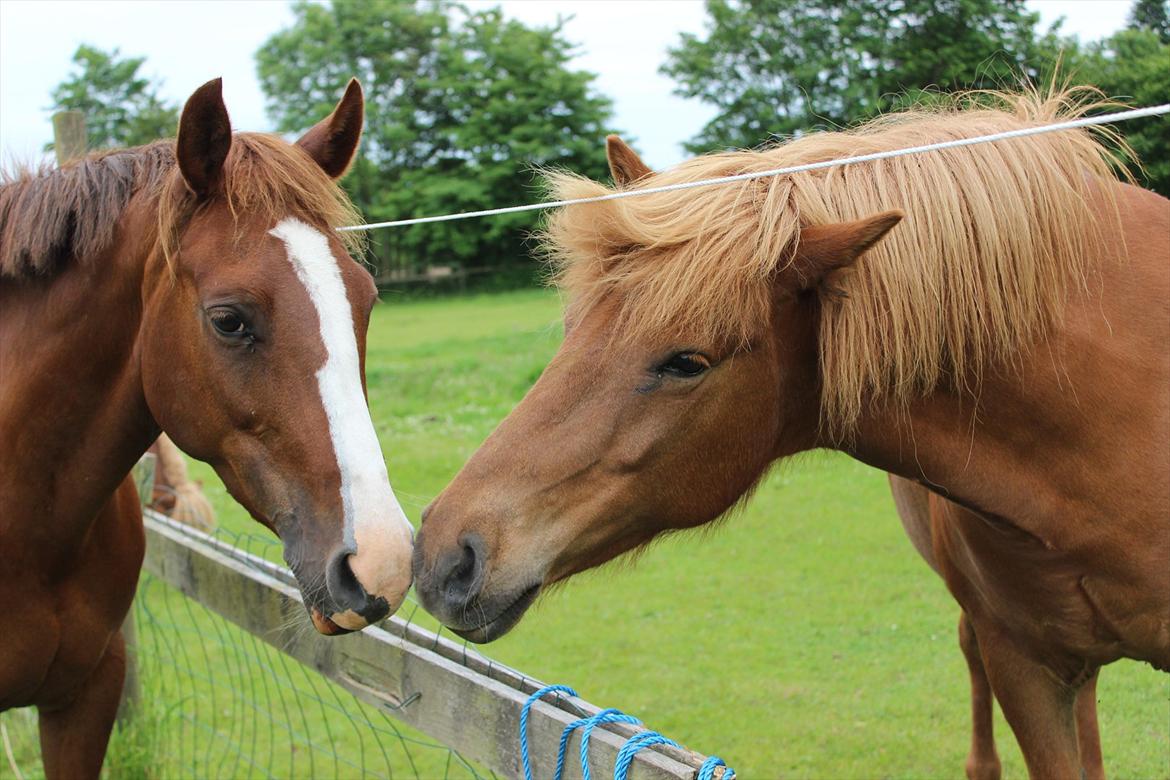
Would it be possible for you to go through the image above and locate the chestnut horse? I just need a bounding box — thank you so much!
[0,78,413,776]
[414,89,1169,778]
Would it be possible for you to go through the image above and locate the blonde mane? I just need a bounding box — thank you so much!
[542,87,1129,434]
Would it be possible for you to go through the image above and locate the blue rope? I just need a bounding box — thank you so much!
[579,709,640,780]
[520,684,577,780]
[520,683,737,780]
[612,731,682,780]
[549,708,643,780]
[697,755,736,780]
[553,715,591,780]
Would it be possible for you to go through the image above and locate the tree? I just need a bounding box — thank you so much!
[47,45,178,151]
[662,0,1050,152]
[1129,0,1170,44]
[256,0,617,274]
[1056,28,1170,196]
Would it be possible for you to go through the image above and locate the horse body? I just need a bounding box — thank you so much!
[0,252,149,765]
[858,184,1170,675]
[872,193,1169,775]
[0,213,156,722]
[0,79,414,776]
[414,90,1168,777]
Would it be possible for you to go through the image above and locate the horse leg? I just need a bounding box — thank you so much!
[37,631,126,780]
[959,612,1001,780]
[974,625,1081,780]
[1076,670,1105,780]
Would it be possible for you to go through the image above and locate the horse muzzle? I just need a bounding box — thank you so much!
[412,529,542,643]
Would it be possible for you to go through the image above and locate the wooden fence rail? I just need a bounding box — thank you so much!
[141,511,721,780]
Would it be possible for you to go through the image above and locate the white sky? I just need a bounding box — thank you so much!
[0,0,1135,170]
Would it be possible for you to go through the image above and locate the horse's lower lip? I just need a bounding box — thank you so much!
[450,583,541,644]
[310,608,353,636]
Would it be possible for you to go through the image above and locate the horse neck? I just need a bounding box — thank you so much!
[840,189,1170,542]
[843,376,1068,525]
[1,194,161,559]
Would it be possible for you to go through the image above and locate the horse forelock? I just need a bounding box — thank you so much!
[542,85,1131,437]
[158,133,365,268]
[0,132,364,282]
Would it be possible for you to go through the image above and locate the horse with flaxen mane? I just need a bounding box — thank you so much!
[0,79,413,777]
[414,88,1169,778]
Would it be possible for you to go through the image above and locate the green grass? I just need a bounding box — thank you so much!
[2,568,487,780]
[207,289,1169,778]
[3,288,1165,778]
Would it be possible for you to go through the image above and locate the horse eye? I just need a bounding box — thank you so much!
[209,310,247,337]
[659,352,711,377]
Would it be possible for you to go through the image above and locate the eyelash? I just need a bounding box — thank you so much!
[637,352,712,394]
[208,308,257,350]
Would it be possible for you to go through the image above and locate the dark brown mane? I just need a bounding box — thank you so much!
[0,134,363,281]
[0,142,174,278]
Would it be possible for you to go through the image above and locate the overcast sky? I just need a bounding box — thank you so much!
[0,0,1135,172]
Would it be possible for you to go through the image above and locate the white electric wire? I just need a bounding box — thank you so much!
[338,103,1170,233]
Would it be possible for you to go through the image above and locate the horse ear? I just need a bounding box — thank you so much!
[177,78,232,199]
[297,78,364,180]
[789,210,903,295]
[606,135,652,186]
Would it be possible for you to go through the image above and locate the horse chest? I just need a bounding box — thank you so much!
[0,482,143,710]
[0,609,62,709]
[929,500,1137,673]
[0,567,135,710]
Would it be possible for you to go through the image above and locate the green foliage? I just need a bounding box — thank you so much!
[256,0,617,275]
[1130,0,1170,44]
[662,0,1050,152]
[1043,28,1170,196]
[47,45,178,151]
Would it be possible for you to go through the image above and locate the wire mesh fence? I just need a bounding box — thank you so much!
[1,524,492,780]
[131,572,492,779]
[1,514,708,780]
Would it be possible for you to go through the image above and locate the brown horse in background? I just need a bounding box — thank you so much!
[414,88,1169,778]
[145,434,217,532]
[0,78,414,777]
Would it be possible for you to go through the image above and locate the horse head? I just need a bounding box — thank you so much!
[140,79,413,634]
[412,136,900,641]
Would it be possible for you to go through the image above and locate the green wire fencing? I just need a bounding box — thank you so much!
[1,510,720,780]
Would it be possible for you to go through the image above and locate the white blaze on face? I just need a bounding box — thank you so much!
[269,218,414,622]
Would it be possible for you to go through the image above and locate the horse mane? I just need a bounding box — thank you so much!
[0,142,172,278]
[542,86,1130,435]
[0,134,362,280]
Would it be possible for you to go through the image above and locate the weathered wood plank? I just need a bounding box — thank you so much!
[141,512,711,780]
[51,110,87,165]
[160,521,714,772]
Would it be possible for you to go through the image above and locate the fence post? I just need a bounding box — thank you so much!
[118,616,141,723]
[51,110,87,166]
[120,451,153,725]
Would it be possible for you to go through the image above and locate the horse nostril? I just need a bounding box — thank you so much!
[442,533,486,607]
[325,550,377,616]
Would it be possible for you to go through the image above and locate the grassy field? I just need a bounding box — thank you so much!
[4,288,1166,778]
